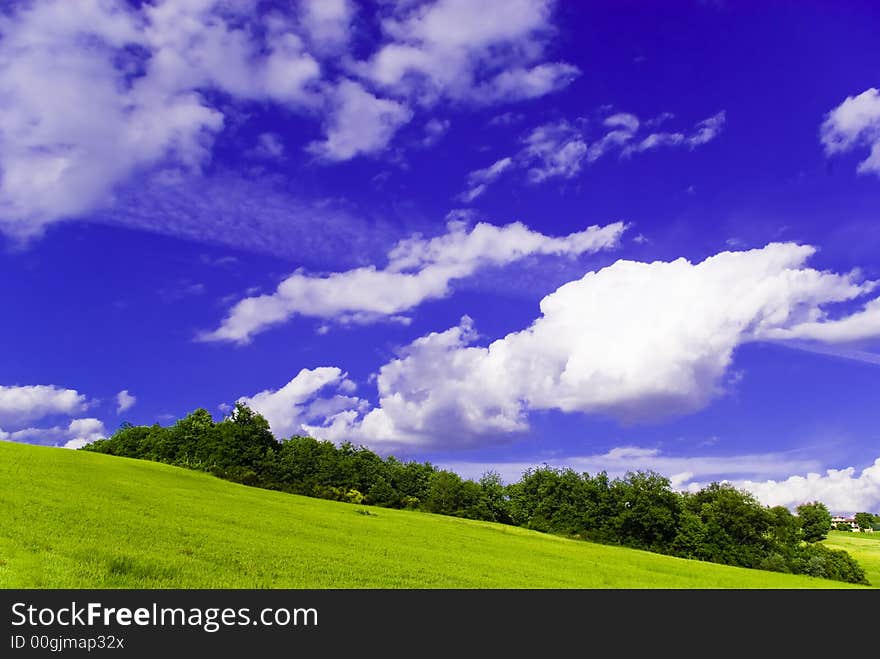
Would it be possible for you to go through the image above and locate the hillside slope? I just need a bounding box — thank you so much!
[0,441,866,588]
[824,531,880,588]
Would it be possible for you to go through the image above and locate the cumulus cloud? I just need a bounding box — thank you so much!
[820,88,880,175]
[460,110,725,201]
[0,1,577,239]
[62,418,107,449]
[360,0,576,105]
[0,417,106,449]
[299,0,354,55]
[307,79,413,161]
[0,384,88,426]
[305,242,880,448]
[116,390,136,414]
[201,219,626,343]
[0,0,326,239]
[695,459,880,515]
[237,367,365,439]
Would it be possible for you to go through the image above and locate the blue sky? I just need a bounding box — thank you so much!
[2,0,880,513]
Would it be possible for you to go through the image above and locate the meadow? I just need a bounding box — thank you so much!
[824,530,880,588]
[0,441,869,589]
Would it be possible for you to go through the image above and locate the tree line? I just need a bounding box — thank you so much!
[82,403,870,585]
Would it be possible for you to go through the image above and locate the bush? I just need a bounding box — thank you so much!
[758,552,791,574]
[792,544,869,585]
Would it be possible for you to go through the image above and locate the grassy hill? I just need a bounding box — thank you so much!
[824,531,880,588]
[0,440,869,589]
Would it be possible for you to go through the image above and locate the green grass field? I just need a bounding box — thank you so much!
[824,530,880,588]
[0,440,870,589]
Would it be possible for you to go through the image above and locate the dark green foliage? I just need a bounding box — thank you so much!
[81,406,869,586]
[365,477,397,507]
[854,512,877,530]
[423,471,469,516]
[797,501,832,542]
[768,506,802,547]
[471,472,512,524]
[679,483,773,568]
[608,471,681,552]
[789,544,869,585]
[507,466,591,535]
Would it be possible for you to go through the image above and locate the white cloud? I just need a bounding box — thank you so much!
[201,220,627,343]
[686,110,727,147]
[116,390,137,414]
[470,62,580,104]
[623,110,726,155]
[0,1,584,238]
[697,458,880,515]
[459,157,515,202]
[0,417,106,449]
[307,79,413,161]
[360,0,576,105]
[63,418,107,449]
[0,384,87,426]
[604,113,640,133]
[299,0,354,55]
[251,133,286,160]
[821,88,880,175]
[238,367,364,439]
[141,1,321,105]
[0,0,327,239]
[421,118,450,147]
[306,242,879,447]
[460,110,725,202]
[760,297,880,343]
[523,121,589,183]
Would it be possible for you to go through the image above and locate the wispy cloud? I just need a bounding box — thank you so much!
[459,157,515,202]
[458,109,726,201]
[97,171,398,265]
[201,219,627,343]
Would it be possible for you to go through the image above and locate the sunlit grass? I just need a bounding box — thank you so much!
[823,531,880,588]
[0,440,867,589]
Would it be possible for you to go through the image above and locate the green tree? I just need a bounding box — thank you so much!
[683,482,773,567]
[366,476,398,507]
[854,512,876,531]
[424,470,465,516]
[767,505,801,548]
[609,470,681,552]
[797,501,832,542]
[473,471,511,523]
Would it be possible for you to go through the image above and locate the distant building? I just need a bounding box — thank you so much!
[831,515,874,532]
